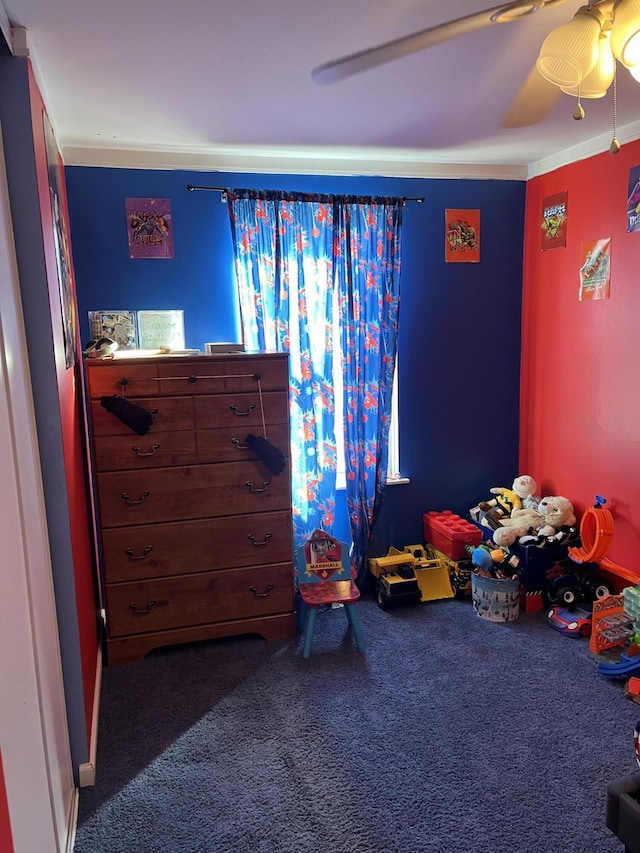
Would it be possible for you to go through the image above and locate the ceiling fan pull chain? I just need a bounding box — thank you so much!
[610,66,620,154]
[573,84,585,121]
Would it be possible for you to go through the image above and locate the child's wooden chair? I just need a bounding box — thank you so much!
[295,529,365,659]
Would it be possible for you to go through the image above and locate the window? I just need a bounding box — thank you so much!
[333,301,402,489]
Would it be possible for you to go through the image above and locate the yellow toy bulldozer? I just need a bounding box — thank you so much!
[368,545,455,609]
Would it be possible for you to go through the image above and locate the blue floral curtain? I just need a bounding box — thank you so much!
[227,189,403,583]
[336,200,403,584]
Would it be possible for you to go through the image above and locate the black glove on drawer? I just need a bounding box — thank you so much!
[100,395,154,436]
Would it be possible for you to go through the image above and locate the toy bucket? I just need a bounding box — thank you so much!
[471,573,520,623]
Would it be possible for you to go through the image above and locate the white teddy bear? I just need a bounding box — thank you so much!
[492,495,577,549]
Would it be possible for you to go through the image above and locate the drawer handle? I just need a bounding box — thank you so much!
[248,533,273,546]
[231,437,249,450]
[230,404,255,417]
[121,491,150,505]
[249,584,274,599]
[132,443,160,457]
[129,600,157,615]
[246,480,270,493]
[125,546,153,561]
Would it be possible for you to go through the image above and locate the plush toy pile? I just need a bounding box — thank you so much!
[473,475,578,549]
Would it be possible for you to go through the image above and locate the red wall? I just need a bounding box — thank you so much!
[522,141,640,579]
[28,65,100,742]
[0,753,14,853]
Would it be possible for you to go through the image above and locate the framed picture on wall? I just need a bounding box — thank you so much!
[137,310,185,350]
[541,191,568,250]
[125,197,174,259]
[579,238,611,301]
[43,113,77,368]
[626,166,640,233]
[445,209,480,263]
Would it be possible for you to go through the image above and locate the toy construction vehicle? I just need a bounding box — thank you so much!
[368,545,455,609]
[424,544,473,599]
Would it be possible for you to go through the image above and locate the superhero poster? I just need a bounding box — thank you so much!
[125,198,174,259]
[579,238,611,301]
[626,166,640,233]
[445,209,480,263]
[541,191,568,251]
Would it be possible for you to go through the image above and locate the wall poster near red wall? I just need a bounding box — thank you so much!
[43,113,76,368]
[579,238,611,301]
[626,166,640,233]
[540,191,568,250]
[445,209,480,262]
[125,198,174,259]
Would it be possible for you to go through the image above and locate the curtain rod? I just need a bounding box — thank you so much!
[186,184,424,203]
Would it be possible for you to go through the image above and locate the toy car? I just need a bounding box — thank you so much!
[547,604,593,638]
[545,568,611,607]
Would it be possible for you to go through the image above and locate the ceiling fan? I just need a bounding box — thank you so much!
[311,0,640,130]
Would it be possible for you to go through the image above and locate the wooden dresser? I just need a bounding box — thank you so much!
[85,352,296,665]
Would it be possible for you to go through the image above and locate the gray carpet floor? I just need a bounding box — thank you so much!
[73,596,640,853]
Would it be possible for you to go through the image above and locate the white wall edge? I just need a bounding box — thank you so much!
[528,119,640,177]
[0,2,10,51]
[65,787,79,853]
[78,643,102,788]
[61,145,529,181]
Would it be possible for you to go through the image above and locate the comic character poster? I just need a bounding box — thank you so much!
[626,166,640,233]
[302,530,345,581]
[579,238,611,301]
[445,209,480,263]
[541,191,568,250]
[125,198,174,259]
[44,114,76,369]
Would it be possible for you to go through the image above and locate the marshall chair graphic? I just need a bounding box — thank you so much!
[295,529,365,659]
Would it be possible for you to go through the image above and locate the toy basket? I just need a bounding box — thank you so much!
[471,572,520,623]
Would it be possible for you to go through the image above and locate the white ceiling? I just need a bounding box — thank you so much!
[4,0,640,179]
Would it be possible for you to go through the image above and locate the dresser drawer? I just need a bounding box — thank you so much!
[105,563,294,637]
[196,422,290,465]
[224,356,289,392]
[87,362,159,398]
[97,460,291,527]
[90,396,194,436]
[101,511,294,582]
[194,391,288,429]
[157,360,227,395]
[93,431,197,472]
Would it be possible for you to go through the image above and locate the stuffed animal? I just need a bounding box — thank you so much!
[491,504,546,547]
[518,496,577,547]
[478,475,539,529]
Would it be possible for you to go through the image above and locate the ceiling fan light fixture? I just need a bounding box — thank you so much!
[536,7,604,88]
[611,0,640,67]
[560,31,615,98]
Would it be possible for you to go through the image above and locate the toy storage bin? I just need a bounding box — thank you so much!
[471,572,520,622]
[606,773,640,853]
[422,511,482,560]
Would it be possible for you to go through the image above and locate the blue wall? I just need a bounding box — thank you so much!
[65,166,525,552]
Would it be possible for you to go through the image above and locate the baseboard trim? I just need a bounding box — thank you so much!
[78,644,103,788]
[66,786,79,853]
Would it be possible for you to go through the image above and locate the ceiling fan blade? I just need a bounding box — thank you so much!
[311,0,569,84]
[501,64,562,128]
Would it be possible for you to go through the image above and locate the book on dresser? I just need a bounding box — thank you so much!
[84,352,297,665]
